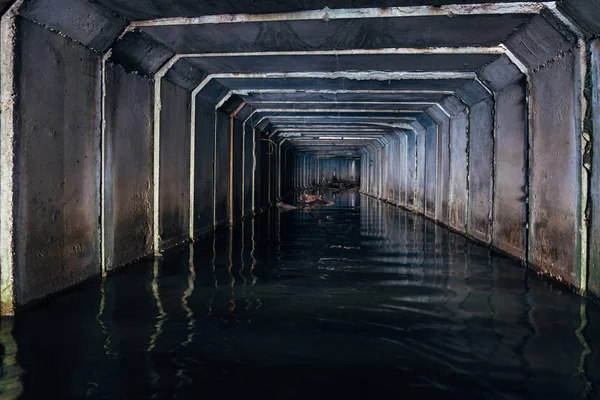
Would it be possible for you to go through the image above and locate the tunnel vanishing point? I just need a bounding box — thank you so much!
[0,0,599,316]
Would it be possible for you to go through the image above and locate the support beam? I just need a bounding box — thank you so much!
[0,0,24,316]
[132,3,548,27]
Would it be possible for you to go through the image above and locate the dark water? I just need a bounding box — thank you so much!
[1,191,599,399]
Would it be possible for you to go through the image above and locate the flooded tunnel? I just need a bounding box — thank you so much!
[1,0,600,398]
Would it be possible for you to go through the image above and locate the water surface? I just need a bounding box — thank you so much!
[1,191,599,399]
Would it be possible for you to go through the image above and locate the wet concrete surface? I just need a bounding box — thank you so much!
[14,17,101,306]
[1,191,599,399]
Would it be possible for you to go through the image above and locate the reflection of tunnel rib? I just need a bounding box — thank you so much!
[0,0,599,314]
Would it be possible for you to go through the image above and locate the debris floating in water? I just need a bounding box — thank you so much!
[297,193,334,208]
[276,201,298,212]
[277,193,335,211]
[298,193,322,204]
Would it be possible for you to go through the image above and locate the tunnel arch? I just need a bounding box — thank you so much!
[0,0,599,315]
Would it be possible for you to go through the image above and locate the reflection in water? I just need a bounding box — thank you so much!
[97,276,117,358]
[148,258,167,353]
[1,191,600,399]
[182,244,196,347]
[228,226,235,313]
[577,301,592,397]
[239,220,247,287]
[0,320,22,399]
[250,218,258,287]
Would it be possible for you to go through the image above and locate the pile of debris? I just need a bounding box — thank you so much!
[297,194,334,207]
[276,201,298,211]
[276,193,334,212]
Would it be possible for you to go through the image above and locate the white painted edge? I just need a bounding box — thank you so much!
[153,77,161,254]
[273,124,398,128]
[212,109,218,228]
[191,72,470,102]
[215,92,234,110]
[434,103,453,118]
[546,3,584,38]
[251,108,425,115]
[209,91,239,228]
[275,128,388,132]
[270,121,416,130]
[180,47,505,58]
[189,82,196,239]
[131,3,551,27]
[100,50,111,277]
[0,0,25,316]
[233,89,455,95]
[189,72,209,237]
[475,77,494,97]
[251,101,438,105]
[287,137,384,140]
[153,56,181,254]
[229,101,246,224]
[198,71,476,89]
[577,38,588,294]
[266,116,418,120]
[242,111,256,214]
[499,44,529,75]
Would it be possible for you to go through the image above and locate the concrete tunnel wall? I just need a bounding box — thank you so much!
[104,63,153,272]
[13,17,102,306]
[1,0,600,315]
[359,10,600,297]
[0,7,274,313]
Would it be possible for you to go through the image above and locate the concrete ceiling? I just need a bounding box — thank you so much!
[186,53,501,74]
[212,77,476,92]
[19,0,599,156]
[137,14,534,52]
